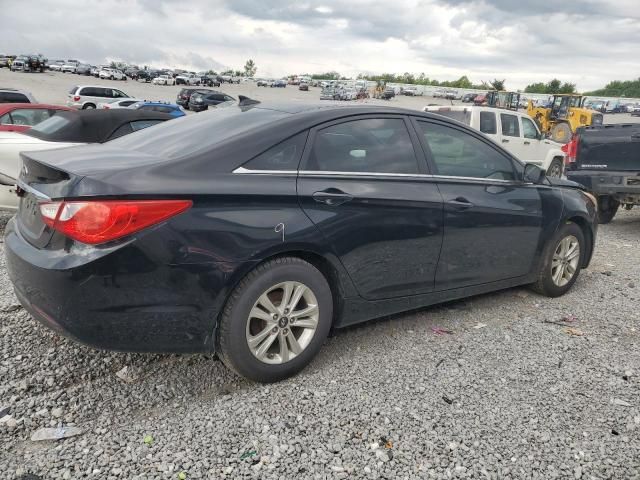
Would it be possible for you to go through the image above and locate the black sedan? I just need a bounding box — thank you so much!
[5,104,597,383]
[188,91,235,112]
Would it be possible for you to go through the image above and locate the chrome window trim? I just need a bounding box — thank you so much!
[233,167,519,184]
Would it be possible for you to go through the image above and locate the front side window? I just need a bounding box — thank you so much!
[500,114,520,137]
[521,117,539,139]
[6,108,52,126]
[418,122,515,181]
[305,118,419,174]
[479,111,497,134]
[243,131,308,171]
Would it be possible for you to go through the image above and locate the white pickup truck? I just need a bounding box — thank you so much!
[424,105,566,177]
[175,73,200,85]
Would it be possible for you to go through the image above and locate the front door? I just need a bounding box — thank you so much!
[413,119,544,291]
[297,116,444,300]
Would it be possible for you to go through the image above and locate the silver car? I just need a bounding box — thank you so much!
[67,85,130,109]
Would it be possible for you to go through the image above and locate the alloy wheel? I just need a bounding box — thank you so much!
[245,281,319,364]
[551,235,580,287]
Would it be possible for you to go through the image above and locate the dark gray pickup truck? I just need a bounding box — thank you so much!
[565,123,640,223]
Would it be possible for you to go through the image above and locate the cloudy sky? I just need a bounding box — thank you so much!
[1,0,638,90]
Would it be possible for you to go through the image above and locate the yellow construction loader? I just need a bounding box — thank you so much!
[527,95,603,143]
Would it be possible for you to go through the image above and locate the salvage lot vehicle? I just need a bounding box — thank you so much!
[425,105,566,177]
[97,98,142,109]
[5,103,597,382]
[188,91,235,112]
[129,101,185,117]
[99,68,126,80]
[527,94,603,143]
[0,88,37,103]
[0,103,73,132]
[67,85,130,109]
[0,109,173,210]
[565,123,640,224]
[152,74,176,86]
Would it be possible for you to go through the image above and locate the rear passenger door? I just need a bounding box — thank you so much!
[297,115,444,300]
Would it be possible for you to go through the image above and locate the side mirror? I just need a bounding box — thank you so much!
[523,163,545,184]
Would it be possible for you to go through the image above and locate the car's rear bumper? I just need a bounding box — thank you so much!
[189,104,207,112]
[4,217,241,353]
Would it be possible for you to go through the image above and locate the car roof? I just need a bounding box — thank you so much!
[24,109,174,143]
[137,101,180,107]
[0,103,71,113]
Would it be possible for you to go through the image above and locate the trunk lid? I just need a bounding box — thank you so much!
[16,152,84,248]
[574,124,640,171]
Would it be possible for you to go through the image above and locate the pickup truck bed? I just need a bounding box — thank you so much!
[566,123,640,223]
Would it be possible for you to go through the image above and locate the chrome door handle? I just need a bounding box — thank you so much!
[312,189,354,206]
[446,197,474,210]
[502,139,509,143]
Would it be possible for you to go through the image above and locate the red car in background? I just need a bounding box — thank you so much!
[0,104,73,133]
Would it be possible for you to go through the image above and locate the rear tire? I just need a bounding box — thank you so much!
[531,222,584,297]
[82,103,96,109]
[597,196,619,224]
[551,123,572,143]
[546,158,564,178]
[217,257,333,383]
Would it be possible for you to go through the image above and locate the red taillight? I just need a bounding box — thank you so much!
[561,135,579,165]
[73,95,80,101]
[39,200,192,244]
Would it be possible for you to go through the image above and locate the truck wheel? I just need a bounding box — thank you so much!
[546,158,564,178]
[531,222,584,297]
[551,123,572,143]
[597,196,619,224]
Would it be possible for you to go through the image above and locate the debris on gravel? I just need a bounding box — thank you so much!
[2,210,640,478]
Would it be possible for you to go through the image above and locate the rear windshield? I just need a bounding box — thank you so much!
[108,106,289,160]
[431,109,471,125]
[69,86,78,94]
[25,115,71,136]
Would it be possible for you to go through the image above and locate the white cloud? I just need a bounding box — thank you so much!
[0,0,638,90]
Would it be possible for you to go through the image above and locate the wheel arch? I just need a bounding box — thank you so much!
[565,215,594,268]
[211,246,357,346]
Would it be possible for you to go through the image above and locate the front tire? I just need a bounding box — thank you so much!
[531,222,584,297]
[217,257,333,383]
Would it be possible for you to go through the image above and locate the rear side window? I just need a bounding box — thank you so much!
[305,118,419,174]
[0,92,29,103]
[109,123,133,140]
[243,132,308,171]
[479,111,497,134]
[500,113,520,137]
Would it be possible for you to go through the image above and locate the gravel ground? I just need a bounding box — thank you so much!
[1,208,639,479]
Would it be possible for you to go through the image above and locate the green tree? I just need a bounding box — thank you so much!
[490,79,506,91]
[243,59,257,77]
